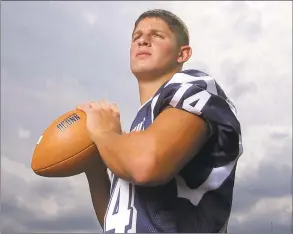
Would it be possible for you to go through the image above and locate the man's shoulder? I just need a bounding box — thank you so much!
[181,69,210,77]
[164,69,217,88]
[167,69,211,84]
[161,69,228,99]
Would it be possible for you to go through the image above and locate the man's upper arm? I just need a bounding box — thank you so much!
[137,72,242,185]
[142,106,211,184]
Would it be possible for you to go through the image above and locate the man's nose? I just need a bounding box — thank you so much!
[137,35,150,47]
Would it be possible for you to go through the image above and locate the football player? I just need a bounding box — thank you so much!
[77,9,243,233]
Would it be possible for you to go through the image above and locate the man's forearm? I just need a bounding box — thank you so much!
[85,166,110,229]
[93,131,155,184]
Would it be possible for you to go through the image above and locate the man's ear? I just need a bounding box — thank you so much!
[177,45,192,64]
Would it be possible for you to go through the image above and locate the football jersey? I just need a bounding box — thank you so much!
[103,69,243,233]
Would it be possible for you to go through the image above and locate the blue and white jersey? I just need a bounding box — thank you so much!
[104,69,243,233]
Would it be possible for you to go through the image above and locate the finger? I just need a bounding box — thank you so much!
[110,103,120,119]
[76,101,95,110]
[76,103,85,110]
[76,102,93,113]
[99,99,110,109]
[89,101,103,110]
[77,105,92,114]
[110,103,119,113]
[76,104,86,111]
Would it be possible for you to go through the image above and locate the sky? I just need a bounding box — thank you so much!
[1,1,292,233]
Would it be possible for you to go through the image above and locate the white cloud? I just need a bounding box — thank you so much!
[83,12,96,25]
[2,155,99,231]
[235,124,292,178]
[35,74,91,109]
[232,195,291,225]
[18,127,31,139]
[2,155,37,183]
[4,153,90,187]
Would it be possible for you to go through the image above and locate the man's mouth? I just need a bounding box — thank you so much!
[136,52,151,58]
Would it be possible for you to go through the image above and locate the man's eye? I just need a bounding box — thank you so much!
[154,34,163,38]
[133,35,140,41]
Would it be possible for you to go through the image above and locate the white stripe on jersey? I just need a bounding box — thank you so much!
[175,154,240,206]
[164,72,218,95]
[151,94,160,122]
[175,133,243,206]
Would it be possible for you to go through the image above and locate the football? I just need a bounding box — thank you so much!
[31,109,99,177]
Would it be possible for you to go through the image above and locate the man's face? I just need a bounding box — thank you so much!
[130,17,180,78]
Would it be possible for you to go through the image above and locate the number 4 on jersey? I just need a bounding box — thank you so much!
[105,179,136,233]
[170,83,211,115]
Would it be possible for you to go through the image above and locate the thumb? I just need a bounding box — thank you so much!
[76,104,91,114]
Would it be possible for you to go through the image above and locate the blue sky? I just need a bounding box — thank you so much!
[1,1,292,233]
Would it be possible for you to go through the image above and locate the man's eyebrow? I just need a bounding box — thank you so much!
[132,29,142,38]
[132,29,166,37]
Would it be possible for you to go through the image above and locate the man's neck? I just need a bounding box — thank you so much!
[137,69,180,106]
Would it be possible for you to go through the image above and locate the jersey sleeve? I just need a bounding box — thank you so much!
[151,71,242,166]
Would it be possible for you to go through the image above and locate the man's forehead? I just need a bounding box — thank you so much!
[134,17,169,33]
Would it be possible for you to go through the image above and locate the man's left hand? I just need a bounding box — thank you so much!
[77,100,122,141]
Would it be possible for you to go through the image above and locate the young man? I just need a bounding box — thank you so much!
[78,9,243,233]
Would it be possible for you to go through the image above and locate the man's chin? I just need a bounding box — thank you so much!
[131,65,156,76]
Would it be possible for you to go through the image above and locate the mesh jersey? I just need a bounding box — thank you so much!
[104,69,243,233]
